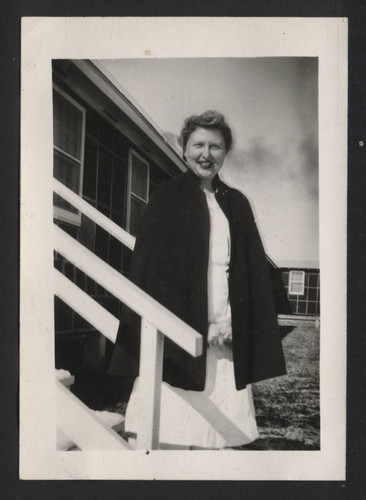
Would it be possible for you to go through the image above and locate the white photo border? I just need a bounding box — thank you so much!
[20,17,347,480]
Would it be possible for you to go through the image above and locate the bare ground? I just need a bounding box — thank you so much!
[240,322,320,450]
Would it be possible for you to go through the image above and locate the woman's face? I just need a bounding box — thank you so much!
[184,127,227,182]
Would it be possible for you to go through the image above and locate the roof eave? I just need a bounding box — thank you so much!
[72,59,187,173]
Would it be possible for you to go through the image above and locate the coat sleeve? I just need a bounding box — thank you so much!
[244,199,279,334]
[242,196,287,381]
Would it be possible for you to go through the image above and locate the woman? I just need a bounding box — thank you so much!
[110,111,286,449]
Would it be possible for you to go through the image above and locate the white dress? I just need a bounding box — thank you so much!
[125,190,258,449]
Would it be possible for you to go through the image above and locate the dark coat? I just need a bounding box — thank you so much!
[110,169,286,391]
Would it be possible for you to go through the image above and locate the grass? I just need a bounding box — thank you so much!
[242,322,320,450]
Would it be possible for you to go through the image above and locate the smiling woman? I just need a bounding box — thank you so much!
[180,111,233,191]
[110,110,286,449]
[184,127,226,187]
[99,57,320,265]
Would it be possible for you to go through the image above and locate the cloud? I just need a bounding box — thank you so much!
[162,130,318,201]
[298,133,318,199]
[226,134,318,200]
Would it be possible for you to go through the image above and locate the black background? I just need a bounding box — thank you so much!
[1,1,365,498]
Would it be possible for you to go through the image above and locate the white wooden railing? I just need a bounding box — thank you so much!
[57,381,131,450]
[54,179,203,450]
[54,179,136,251]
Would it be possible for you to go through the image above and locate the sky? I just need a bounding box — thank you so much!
[98,58,319,267]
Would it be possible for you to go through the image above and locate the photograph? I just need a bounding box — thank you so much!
[53,56,319,452]
[20,17,347,480]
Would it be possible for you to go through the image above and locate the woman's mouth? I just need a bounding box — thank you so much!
[199,161,213,169]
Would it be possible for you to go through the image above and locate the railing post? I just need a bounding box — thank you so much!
[136,318,164,450]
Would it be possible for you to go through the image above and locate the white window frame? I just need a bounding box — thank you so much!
[53,84,86,226]
[289,270,305,296]
[126,148,150,234]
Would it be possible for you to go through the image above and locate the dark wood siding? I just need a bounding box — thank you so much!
[53,75,172,373]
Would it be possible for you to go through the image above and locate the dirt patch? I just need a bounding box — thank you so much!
[248,322,320,450]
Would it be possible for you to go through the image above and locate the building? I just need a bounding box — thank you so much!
[52,59,319,407]
[279,262,320,316]
[52,59,185,394]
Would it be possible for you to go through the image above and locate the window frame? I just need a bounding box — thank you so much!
[126,148,150,234]
[288,270,306,296]
[53,84,86,226]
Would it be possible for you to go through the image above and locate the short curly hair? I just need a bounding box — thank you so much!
[179,110,233,154]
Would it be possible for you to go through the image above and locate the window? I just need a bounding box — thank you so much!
[289,270,305,295]
[126,149,150,236]
[53,85,86,225]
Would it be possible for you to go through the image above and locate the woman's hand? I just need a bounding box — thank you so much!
[207,323,220,346]
[218,319,232,344]
[207,320,232,346]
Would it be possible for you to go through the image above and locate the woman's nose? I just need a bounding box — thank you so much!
[201,145,211,158]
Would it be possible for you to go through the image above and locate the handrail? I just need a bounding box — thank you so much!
[54,268,119,343]
[54,225,203,358]
[54,178,203,449]
[53,178,135,251]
